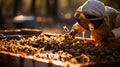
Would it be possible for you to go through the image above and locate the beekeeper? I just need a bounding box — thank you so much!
[69,0,120,44]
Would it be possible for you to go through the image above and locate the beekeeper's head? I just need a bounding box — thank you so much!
[74,0,105,30]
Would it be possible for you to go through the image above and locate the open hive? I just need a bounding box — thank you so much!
[0,33,120,67]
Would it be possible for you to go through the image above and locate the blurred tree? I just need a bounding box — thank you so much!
[46,0,58,18]
[13,0,22,16]
[0,0,5,29]
[30,0,36,16]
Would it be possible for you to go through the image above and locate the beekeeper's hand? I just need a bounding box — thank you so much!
[69,29,77,38]
[69,23,86,38]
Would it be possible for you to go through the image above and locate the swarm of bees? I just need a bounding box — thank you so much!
[0,33,120,64]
